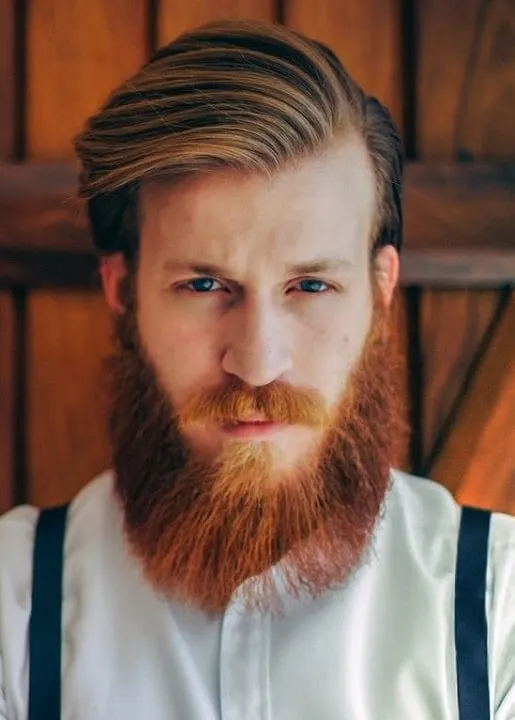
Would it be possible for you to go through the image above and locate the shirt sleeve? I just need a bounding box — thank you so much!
[490,511,515,718]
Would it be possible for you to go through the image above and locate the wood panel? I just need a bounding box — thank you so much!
[430,295,515,515]
[417,0,515,160]
[0,293,17,511]
[158,0,277,46]
[26,0,149,158]
[420,286,503,487]
[284,0,403,130]
[25,0,149,505]
[0,0,15,157]
[420,290,499,463]
[416,0,482,159]
[417,0,515,505]
[457,0,515,158]
[403,163,515,251]
[27,291,112,507]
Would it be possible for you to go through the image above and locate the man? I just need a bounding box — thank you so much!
[0,19,514,720]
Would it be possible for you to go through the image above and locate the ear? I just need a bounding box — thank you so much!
[100,253,127,314]
[372,245,399,308]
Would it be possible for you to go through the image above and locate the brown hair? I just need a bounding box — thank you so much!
[75,19,403,263]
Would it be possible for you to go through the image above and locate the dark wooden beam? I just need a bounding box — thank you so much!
[0,163,89,254]
[0,0,16,157]
[400,249,515,288]
[403,164,515,251]
[0,248,99,290]
[0,162,514,288]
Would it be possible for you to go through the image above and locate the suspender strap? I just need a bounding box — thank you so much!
[28,505,69,720]
[455,506,492,720]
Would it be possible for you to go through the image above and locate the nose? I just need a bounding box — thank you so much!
[221,299,293,387]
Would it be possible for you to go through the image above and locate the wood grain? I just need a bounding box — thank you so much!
[0,293,16,512]
[416,0,515,509]
[26,0,148,158]
[429,294,515,515]
[0,0,15,157]
[420,290,498,462]
[24,0,148,505]
[27,291,112,507]
[158,0,276,46]
[419,284,502,501]
[416,0,484,159]
[403,163,515,250]
[417,0,515,159]
[457,0,515,158]
[284,0,403,130]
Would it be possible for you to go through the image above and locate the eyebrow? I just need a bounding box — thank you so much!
[162,257,353,278]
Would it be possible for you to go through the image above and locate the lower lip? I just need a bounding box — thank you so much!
[221,421,284,439]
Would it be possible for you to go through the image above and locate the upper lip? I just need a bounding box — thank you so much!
[234,415,273,423]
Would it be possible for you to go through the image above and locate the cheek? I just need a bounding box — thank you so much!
[137,296,221,407]
[294,295,372,402]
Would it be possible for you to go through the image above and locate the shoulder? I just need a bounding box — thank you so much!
[381,468,462,550]
[386,469,515,718]
[381,470,515,615]
[0,504,39,596]
[386,467,515,559]
[0,470,116,561]
[0,472,118,714]
[0,470,117,620]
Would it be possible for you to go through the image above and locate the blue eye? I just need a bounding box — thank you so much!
[186,277,222,293]
[298,279,329,293]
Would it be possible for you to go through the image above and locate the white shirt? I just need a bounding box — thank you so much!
[0,469,514,720]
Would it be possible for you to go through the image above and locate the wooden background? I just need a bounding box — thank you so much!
[0,0,514,512]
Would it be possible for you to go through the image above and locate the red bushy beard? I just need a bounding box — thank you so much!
[105,280,406,615]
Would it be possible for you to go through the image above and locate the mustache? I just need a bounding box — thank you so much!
[177,377,332,428]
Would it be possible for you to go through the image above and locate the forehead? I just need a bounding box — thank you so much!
[139,136,377,271]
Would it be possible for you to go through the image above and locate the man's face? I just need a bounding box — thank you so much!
[102,136,401,613]
[136,138,383,468]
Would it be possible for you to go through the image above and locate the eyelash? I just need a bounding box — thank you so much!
[179,277,335,295]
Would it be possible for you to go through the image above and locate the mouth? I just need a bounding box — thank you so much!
[220,420,285,439]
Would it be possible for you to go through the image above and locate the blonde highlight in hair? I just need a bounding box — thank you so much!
[75,19,403,260]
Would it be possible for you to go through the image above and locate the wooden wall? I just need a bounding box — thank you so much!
[0,0,514,512]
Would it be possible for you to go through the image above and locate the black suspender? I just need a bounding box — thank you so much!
[455,506,492,719]
[26,502,492,720]
[28,504,69,720]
